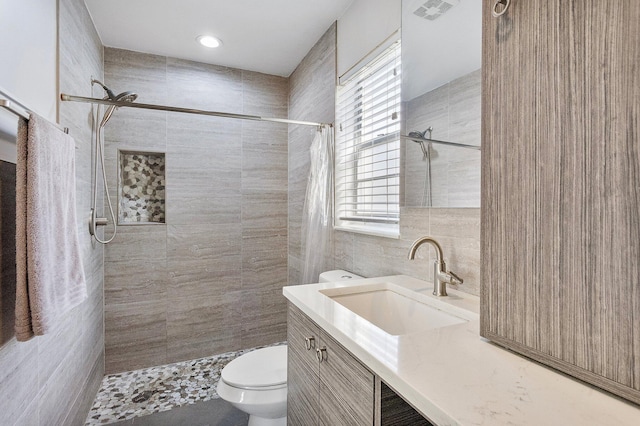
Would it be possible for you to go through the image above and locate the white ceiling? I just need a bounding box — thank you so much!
[84,0,354,77]
[402,0,481,101]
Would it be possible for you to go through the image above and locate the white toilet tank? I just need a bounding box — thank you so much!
[318,269,363,283]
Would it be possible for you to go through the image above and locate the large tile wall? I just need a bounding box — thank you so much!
[335,208,481,296]
[103,48,289,373]
[288,24,338,285]
[0,0,105,424]
[404,69,481,207]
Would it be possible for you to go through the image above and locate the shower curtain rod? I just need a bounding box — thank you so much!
[60,94,330,128]
[400,134,481,151]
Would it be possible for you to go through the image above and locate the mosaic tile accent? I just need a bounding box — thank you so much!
[119,151,166,224]
[85,342,285,425]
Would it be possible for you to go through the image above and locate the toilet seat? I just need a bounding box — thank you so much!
[221,346,287,390]
[221,381,287,391]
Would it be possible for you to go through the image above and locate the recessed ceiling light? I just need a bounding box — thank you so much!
[197,35,222,48]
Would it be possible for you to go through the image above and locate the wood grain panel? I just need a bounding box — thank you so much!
[481,0,640,404]
[318,330,374,425]
[287,304,320,425]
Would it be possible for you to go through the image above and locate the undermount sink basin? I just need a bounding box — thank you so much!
[320,283,467,336]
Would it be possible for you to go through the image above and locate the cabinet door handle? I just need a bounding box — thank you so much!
[492,0,510,17]
[316,346,327,363]
[304,336,315,350]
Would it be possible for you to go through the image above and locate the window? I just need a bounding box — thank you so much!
[335,40,401,237]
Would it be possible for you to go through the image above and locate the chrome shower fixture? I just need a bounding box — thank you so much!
[89,80,139,244]
[91,79,138,127]
[99,91,138,127]
[408,127,434,207]
[91,79,116,100]
[91,79,138,103]
[408,127,433,160]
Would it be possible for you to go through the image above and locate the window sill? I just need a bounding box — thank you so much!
[334,224,400,239]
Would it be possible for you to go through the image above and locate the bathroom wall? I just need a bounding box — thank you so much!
[335,208,481,296]
[102,48,289,373]
[404,69,481,207]
[0,0,105,424]
[286,20,481,295]
[288,24,338,286]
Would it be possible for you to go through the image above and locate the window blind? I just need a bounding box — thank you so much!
[335,40,401,236]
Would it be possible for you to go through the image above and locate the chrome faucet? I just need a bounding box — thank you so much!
[407,237,463,296]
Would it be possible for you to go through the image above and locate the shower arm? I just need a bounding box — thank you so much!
[91,79,116,99]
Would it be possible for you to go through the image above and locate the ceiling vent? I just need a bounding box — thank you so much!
[413,0,460,21]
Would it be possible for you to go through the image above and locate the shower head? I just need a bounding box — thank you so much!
[408,128,433,160]
[114,91,138,103]
[408,130,427,142]
[98,88,139,128]
[92,79,139,126]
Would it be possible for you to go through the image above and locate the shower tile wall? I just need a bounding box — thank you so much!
[288,24,338,285]
[0,0,105,424]
[404,69,481,207]
[285,22,481,296]
[103,48,289,373]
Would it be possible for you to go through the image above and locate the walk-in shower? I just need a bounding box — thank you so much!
[89,79,138,244]
[60,82,329,245]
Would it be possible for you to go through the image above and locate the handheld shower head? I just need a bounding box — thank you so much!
[408,130,427,142]
[92,79,139,126]
[409,127,433,160]
[113,91,138,103]
[90,84,139,244]
[99,90,139,128]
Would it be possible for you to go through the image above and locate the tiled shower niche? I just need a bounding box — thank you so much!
[119,150,166,224]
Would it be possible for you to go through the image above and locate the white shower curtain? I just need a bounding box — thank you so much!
[301,125,334,284]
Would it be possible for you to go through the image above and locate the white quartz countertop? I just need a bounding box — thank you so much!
[283,275,640,425]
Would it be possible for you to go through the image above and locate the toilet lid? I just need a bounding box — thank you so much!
[222,345,287,388]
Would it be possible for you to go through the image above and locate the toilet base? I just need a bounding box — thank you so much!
[248,414,286,426]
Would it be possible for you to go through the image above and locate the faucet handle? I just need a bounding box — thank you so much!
[447,270,464,285]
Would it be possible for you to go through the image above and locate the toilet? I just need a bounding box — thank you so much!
[217,345,288,426]
[217,270,362,425]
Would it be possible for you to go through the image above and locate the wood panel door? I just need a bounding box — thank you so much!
[481,0,640,404]
[318,330,374,425]
[287,304,320,425]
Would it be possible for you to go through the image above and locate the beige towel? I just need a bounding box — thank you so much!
[15,114,87,341]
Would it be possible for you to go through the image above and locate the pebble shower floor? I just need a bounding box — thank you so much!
[85,342,285,425]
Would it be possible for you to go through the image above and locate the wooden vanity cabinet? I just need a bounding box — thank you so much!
[287,303,321,425]
[317,330,375,425]
[287,303,374,425]
[287,303,433,425]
